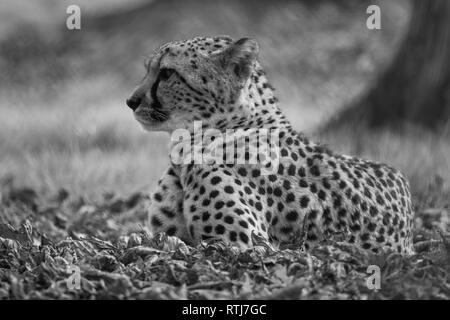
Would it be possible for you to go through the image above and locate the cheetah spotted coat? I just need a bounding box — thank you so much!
[127,36,414,254]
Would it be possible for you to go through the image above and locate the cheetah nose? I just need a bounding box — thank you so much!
[126,97,141,111]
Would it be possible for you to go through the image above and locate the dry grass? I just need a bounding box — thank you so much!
[0,76,168,198]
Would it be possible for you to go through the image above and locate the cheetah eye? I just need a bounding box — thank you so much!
[159,68,176,81]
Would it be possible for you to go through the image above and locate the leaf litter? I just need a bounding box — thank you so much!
[0,184,449,299]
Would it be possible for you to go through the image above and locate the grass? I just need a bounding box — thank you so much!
[0,0,449,299]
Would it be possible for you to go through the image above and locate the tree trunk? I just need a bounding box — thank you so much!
[329,0,450,130]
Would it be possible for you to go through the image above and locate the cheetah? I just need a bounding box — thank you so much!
[126,36,414,255]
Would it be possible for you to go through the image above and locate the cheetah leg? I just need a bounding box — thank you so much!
[182,171,270,250]
[147,167,190,243]
[183,201,268,250]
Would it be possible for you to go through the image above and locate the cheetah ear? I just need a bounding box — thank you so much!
[215,38,259,82]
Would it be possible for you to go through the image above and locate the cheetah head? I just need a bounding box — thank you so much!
[126,36,260,132]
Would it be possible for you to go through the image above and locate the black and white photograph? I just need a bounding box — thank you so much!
[0,0,449,304]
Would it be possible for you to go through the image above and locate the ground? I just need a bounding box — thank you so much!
[0,0,449,299]
[0,184,449,299]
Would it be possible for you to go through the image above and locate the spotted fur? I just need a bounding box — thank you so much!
[127,36,414,254]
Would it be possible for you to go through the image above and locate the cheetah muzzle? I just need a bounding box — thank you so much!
[126,36,415,255]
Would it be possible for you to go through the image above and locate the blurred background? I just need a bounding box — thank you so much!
[0,0,449,207]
